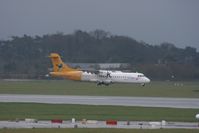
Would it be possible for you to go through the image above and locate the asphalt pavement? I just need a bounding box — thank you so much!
[0,120,198,129]
[0,94,199,108]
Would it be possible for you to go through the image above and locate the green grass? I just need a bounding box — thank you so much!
[0,80,199,98]
[0,128,199,133]
[0,103,198,122]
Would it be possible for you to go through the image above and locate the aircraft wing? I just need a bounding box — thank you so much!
[81,69,100,74]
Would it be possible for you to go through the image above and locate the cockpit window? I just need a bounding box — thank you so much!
[138,75,144,77]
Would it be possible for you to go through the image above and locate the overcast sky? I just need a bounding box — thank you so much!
[0,0,199,50]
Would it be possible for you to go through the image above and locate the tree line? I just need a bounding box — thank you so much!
[0,30,199,80]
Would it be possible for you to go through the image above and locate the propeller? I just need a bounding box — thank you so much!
[106,71,111,78]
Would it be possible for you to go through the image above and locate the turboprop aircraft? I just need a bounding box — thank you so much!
[49,53,150,86]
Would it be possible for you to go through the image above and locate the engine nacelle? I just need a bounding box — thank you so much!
[98,70,112,78]
[99,70,107,76]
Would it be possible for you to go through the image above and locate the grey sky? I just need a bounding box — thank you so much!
[0,0,199,50]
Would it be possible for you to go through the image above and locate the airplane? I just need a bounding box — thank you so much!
[49,53,150,86]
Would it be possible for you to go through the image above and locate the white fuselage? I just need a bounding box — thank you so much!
[81,70,150,84]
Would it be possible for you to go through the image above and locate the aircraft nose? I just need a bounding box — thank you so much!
[145,77,150,83]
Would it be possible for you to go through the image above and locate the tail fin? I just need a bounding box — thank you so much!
[49,53,76,72]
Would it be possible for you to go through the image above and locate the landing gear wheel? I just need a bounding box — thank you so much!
[141,83,145,87]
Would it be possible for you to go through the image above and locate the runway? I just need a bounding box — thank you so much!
[0,94,199,108]
[0,120,198,129]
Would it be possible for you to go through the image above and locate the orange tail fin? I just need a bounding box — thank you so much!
[49,53,76,72]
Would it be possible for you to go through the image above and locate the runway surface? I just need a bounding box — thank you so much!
[0,94,199,108]
[0,120,198,129]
